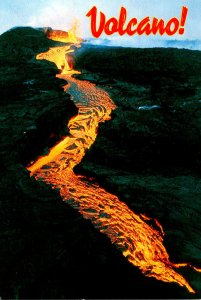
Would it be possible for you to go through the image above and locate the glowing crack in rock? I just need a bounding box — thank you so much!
[27,25,201,294]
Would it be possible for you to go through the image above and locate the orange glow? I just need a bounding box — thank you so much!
[27,26,200,295]
[36,45,73,74]
[37,22,82,74]
[46,20,82,44]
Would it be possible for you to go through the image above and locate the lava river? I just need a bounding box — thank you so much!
[27,32,200,294]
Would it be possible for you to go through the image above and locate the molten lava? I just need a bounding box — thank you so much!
[37,21,81,74]
[46,20,82,44]
[27,25,201,295]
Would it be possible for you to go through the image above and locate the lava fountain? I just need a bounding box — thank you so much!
[27,24,201,294]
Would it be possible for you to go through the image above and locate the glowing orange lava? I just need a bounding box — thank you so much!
[37,21,81,74]
[27,25,201,294]
[46,20,82,44]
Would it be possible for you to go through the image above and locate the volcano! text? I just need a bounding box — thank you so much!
[86,6,188,38]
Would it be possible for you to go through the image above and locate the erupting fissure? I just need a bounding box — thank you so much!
[27,24,201,294]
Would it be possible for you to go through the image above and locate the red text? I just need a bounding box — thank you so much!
[86,6,188,38]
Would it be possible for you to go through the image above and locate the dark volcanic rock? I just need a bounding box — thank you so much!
[0,27,182,300]
[0,27,78,165]
[75,47,201,296]
[0,27,87,298]
[75,44,201,85]
[1,28,201,299]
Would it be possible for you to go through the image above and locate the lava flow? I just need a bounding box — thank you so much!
[27,25,200,294]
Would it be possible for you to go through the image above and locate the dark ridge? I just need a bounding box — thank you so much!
[0,26,78,165]
[74,44,201,85]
